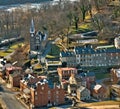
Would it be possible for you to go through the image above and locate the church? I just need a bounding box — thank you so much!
[29,19,48,60]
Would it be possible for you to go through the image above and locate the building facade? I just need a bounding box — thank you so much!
[110,68,120,84]
[91,84,108,100]
[60,45,120,67]
[20,74,65,108]
[30,19,47,54]
[77,86,91,100]
[57,67,77,81]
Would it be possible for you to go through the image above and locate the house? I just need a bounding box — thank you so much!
[77,86,90,101]
[0,63,12,79]
[57,67,77,82]
[9,73,24,87]
[6,66,22,76]
[68,84,77,95]
[5,66,22,83]
[110,84,120,99]
[20,74,65,108]
[91,84,108,100]
[78,72,96,89]
[110,68,120,83]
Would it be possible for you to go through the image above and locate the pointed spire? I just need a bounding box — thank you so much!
[30,19,35,34]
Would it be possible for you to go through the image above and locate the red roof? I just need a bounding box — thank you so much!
[6,66,22,71]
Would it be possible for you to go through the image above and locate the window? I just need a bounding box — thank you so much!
[35,92,37,95]
[56,95,59,98]
[48,90,51,94]
[42,87,44,90]
[56,91,59,94]
[35,96,38,100]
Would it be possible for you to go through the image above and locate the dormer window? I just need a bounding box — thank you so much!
[31,34,34,37]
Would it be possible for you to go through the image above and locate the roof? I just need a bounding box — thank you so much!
[21,74,54,89]
[115,69,120,78]
[23,88,30,94]
[79,72,95,77]
[60,51,75,57]
[112,84,120,89]
[93,84,102,91]
[75,46,120,54]
[78,86,86,92]
[57,67,77,71]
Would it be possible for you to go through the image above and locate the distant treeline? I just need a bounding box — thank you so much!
[0,0,52,6]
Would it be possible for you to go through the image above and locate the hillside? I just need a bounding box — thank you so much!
[0,0,52,6]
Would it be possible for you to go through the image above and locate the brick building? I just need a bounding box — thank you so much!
[20,74,65,108]
[91,84,108,100]
[5,66,22,86]
[9,73,23,87]
[57,67,77,82]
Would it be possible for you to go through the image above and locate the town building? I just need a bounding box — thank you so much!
[60,51,76,67]
[5,66,23,87]
[77,86,91,101]
[114,36,120,48]
[9,73,23,87]
[57,67,77,82]
[60,45,120,67]
[110,84,120,99]
[20,74,65,108]
[91,84,108,100]
[78,72,96,89]
[110,68,120,84]
[29,19,48,61]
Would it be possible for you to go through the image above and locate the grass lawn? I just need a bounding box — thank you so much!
[48,44,60,57]
[10,42,24,49]
[0,42,24,57]
[95,73,110,80]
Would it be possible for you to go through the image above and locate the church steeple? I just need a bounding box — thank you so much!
[30,19,35,34]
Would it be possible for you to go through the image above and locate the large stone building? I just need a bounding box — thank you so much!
[60,45,120,67]
[29,19,48,59]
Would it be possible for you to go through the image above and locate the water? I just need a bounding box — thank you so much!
[0,0,79,12]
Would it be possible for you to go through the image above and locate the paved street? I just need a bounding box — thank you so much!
[0,84,26,109]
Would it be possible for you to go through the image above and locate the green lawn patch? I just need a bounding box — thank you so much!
[10,43,24,49]
[48,44,60,56]
[0,42,24,57]
[95,73,110,80]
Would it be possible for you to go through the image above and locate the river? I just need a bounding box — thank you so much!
[0,0,79,12]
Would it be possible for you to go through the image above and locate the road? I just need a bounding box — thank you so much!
[0,84,26,109]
